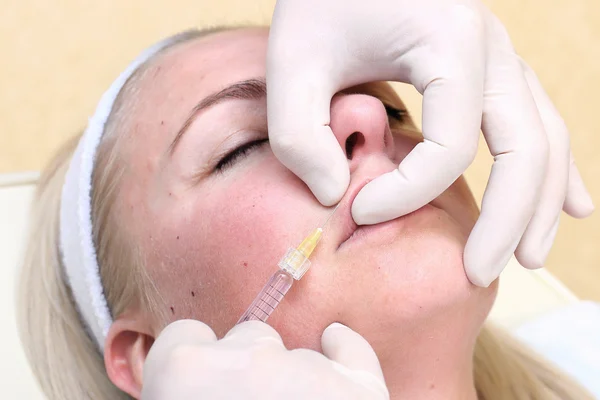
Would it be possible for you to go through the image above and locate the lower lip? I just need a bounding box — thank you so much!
[340,204,438,248]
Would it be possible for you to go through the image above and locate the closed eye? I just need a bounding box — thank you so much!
[214,104,403,172]
[215,138,269,172]
[384,104,406,124]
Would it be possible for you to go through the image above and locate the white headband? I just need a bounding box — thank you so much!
[59,34,187,351]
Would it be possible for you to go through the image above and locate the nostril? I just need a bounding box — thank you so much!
[345,132,364,160]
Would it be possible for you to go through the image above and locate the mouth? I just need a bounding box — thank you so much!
[332,180,443,250]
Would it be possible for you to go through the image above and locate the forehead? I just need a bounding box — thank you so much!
[163,27,268,84]
[114,29,270,244]
[134,28,269,126]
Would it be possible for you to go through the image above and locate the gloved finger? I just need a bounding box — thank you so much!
[515,60,569,269]
[321,323,386,385]
[464,17,548,287]
[352,55,484,224]
[223,320,285,348]
[564,151,595,218]
[266,28,349,206]
[155,319,218,346]
[266,82,349,206]
[144,320,218,375]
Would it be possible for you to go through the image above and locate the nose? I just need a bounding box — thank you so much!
[329,94,394,173]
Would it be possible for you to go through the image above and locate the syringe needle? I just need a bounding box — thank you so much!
[319,203,340,229]
[238,204,341,325]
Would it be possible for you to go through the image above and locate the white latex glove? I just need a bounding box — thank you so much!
[267,0,594,287]
[142,320,389,400]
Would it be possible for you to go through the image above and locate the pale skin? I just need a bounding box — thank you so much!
[104,28,498,399]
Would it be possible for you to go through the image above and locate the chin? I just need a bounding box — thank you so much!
[341,216,488,328]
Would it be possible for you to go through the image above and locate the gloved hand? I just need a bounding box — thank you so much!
[142,320,389,400]
[266,0,594,287]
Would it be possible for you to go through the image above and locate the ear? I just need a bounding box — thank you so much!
[104,316,155,399]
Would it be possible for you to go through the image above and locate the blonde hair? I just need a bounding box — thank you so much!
[16,27,227,399]
[17,29,594,400]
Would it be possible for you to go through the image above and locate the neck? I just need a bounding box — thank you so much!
[371,322,479,400]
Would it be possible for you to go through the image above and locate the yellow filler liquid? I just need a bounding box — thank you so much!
[236,205,338,324]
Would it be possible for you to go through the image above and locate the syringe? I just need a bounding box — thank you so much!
[237,205,339,324]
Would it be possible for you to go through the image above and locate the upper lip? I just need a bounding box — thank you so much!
[329,180,443,250]
[330,179,370,250]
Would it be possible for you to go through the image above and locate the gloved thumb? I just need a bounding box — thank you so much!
[145,320,217,368]
[223,320,285,347]
[266,35,349,205]
[143,319,218,397]
[153,319,218,348]
[321,322,388,392]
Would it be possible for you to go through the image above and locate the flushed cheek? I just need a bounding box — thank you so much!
[189,176,321,310]
[146,161,327,331]
[202,166,323,257]
[442,178,479,236]
[203,186,303,257]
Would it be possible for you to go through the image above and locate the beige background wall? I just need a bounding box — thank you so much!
[1,0,598,299]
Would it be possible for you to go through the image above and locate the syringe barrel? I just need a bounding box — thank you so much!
[236,269,294,324]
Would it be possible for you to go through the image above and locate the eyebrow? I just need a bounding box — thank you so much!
[168,78,267,155]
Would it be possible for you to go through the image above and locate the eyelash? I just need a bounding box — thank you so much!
[215,138,269,171]
[215,104,405,172]
[384,104,406,124]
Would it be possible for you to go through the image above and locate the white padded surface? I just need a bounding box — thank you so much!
[515,301,600,397]
[490,258,578,329]
[0,180,44,399]
[0,174,580,398]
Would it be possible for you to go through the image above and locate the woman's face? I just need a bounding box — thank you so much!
[115,28,497,353]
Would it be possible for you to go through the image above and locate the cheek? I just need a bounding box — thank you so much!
[203,167,313,264]
[148,161,322,336]
[339,210,496,338]
[350,220,468,314]
[442,177,479,236]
